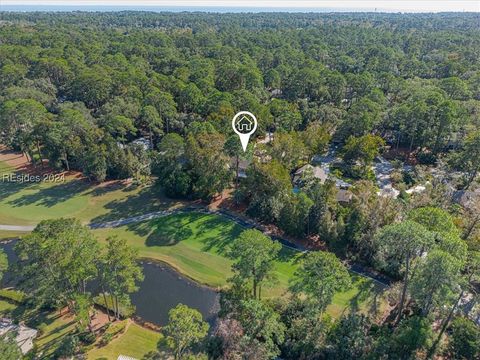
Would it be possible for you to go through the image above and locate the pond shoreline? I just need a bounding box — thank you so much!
[0,239,220,327]
[139,256,223,292]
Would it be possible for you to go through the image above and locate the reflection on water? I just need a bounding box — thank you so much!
[1,240,18,287]
[0,240,219,326]
[133,261,219,326]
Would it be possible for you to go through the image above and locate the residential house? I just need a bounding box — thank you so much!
[230,158,251,178]
[0,318,38,354]
[336,189,353,203]
[293,164,328,185]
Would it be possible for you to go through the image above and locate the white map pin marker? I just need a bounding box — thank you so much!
[232,111,257,152]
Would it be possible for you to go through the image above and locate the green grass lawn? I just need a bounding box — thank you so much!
[34,311,77,358]
[93,212,387,317]
[0,299,17,313]
[0,299,77,358]
[0,298,163,360]
[87,322,165,360]
[0,161,178,226]
[0,160,14,174]
[0,230,29,240]
[94,212,242,288]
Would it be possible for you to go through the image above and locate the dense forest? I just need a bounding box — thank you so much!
[0,12,478,181]
[0,11,480,359]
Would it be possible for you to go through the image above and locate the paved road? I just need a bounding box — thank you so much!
[0,225,35,231]
[1,206,391,286]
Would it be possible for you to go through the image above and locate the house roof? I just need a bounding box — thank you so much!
[0,318,38,354]
[336,189,353,203]
[238,159,250,170]
[378,185,400,199]
[257,132,274,144]
[330,176,352,189]
[405,184,427,195]
[294,164,328,185]
[295,165,327,178]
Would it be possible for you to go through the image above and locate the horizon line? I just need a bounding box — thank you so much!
[1,6,479,14]
[1,1,479,14]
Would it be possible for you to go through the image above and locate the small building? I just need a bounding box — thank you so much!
[270,88,282,97]
[131,137,152,150]
[405,184,427,195]
[377,185,400,199]
[257,132,274,144]
[238,159,250,178]
[331,176,352,189]
[0,318,38,354]
[293,164,328,185]
[336,189,353,203]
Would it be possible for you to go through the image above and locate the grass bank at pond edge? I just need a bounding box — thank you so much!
[93,212,387,318]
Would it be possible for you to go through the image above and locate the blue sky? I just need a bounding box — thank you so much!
[2,1,479,13]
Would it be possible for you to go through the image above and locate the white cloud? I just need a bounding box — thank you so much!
[2,0,479,12]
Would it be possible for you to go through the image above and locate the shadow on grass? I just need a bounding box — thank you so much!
[348,276,385,316]
[139,212,299,267]
[36,319,76,356]
[90,184,174,224]
[142,212,212,248]
[152,211,244,256]
[0,177,36,202]
[6,178,90,208]
[144,225,194,247]
[2,302,75,355]
[197,215,243,255]
[85,181,127,197]
[142,337,171,359]
[126,212,198,242]
[277,246,304,264]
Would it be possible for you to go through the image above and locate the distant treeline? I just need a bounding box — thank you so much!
[0,11,478,182]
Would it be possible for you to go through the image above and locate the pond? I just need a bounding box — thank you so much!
[0,240,219,326]
[131,261,219,326]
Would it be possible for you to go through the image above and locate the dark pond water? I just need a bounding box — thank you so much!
[0,240,219,326]
[132,261,219,326]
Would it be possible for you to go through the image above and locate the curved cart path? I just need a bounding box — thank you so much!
[1,206,391,286]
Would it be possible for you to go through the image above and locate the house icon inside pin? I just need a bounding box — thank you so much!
[236,115,253,132]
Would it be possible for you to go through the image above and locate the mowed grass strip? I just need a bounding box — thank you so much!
[34,312,78,357]
[93,212,386,315]
[0,230,29,240]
